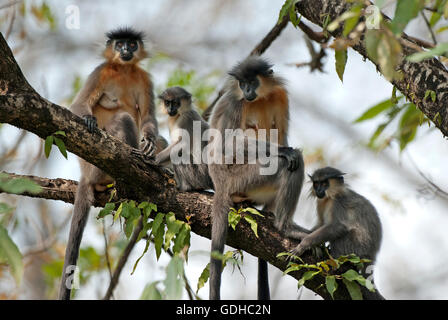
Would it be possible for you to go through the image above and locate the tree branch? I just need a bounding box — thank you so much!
[295,0,448,138]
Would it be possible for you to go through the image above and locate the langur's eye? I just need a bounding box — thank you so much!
[130,42,137,48]
[323,180,329,187]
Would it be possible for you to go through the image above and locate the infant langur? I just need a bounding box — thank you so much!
[290,167,382,262]
[155,87,214,191]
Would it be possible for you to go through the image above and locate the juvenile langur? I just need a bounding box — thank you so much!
[290,167,382,263]
[155,87,213,191]
[59,27,166,300]
[208,56,304,300]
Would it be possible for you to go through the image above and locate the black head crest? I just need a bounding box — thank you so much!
[310,167,346,182]
[158,87,192,101]
[106,26,145,42]
[228,56,274,81]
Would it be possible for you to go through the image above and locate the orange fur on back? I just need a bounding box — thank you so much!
[241,84,288,145]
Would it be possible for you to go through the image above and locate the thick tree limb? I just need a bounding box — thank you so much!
[295,0,448,138]
[0,31,384,299]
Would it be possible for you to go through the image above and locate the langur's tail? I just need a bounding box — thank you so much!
[58,180,94,300]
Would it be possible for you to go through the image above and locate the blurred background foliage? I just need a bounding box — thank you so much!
[1,0,448,300]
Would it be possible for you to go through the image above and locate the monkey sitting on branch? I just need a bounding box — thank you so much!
[290,167,382,264]
[59,27,167,300]
[208,56,305,300]
[155,86,213,191]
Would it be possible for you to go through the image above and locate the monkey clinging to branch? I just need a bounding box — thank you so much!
[290,167,382,264]
[59,27,167,300]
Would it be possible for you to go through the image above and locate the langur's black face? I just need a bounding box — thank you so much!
[115,39,139,61]
[313,179,329,199]
[238,77,260,102]
[163,99,181,116]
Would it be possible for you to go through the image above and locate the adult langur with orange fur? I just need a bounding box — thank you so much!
[208,57,305,300]
[59,27,167,300]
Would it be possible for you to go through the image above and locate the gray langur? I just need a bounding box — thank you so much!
[155,87,213,191]
[59,27,167,300]
[290,167,382,263]
[208,56,305,300]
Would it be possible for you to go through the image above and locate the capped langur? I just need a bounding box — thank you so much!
[208,56,304,300]
[290,167,382,263]
[59,27,167,300]
[155,87,213,191]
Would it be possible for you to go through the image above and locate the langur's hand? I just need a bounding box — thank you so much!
[279,147,301,171]
[140,134,156,159]
[288,237,311,259]
[83,115,97,133]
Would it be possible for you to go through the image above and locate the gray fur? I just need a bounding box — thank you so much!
[59,112,139,300]
[156,88,213,191]
[291,167,382,263]
[208,67,304,300]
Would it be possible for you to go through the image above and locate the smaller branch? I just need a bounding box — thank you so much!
[420,11,437,46]
[102,219,114,294]
[250,14,290,56]
[424,6,438,13]
[406,152,448,200]
[0,0,21,11]
[4,4,16,40]
[103,217,144,300]
[297,20,329,44]
[288,37,326,73]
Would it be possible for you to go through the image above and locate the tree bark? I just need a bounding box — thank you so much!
[0,29,383,300]
[296,0,448,138]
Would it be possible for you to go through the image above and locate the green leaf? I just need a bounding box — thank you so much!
[365,28,403,81]
[0,175,41,194]
[406,42,448,62]
[53,131,66,137]
[0,203,14,215]
[278,0,296,24]
[164,256,184,300]
[97,202,115,219]
[140,281,162,300]
[341,269,362,281]
[54,137,68,159]
[165,213,183,251]
[132,238,151,275]
[0,226,23,285]
[196,263,210,294]
[335,49,348,82]
[284,264,303,275]
[343,4,362,37]
[173,224,191,255]
[44,135,53,158]
[114,203,123,223]
[243,215,259,238]
[228,210,241,230]
[152,213,165,235]
[390,0,425,35]
[154,222,165,260]
[342,279,363,300]
[326,275,338,299]
[354,98,396,123]
[297,270,320,287]
[398,103,421,151]
[241,207,264,217]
